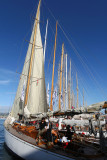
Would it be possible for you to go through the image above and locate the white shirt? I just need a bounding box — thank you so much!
[62,136,68,142]
[45,119,49,129]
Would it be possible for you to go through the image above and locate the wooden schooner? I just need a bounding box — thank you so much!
[4,0,107,160]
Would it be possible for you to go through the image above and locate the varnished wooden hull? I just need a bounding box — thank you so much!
[4,127,73,160]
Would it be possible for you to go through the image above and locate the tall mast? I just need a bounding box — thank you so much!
[57,63,60,106]
[71,90,75,108]
[68,60,71,109]
[76,72,79,109]
[85,101,87,108]
[63,54,65,110]
[83,88,84,108]
[44,19,48,63]
[71,76,73,108]
[47,83,49,108]
[58,63,60,91]
[24,0,41,107]
[65,54,68,110]
[59,43,64,110]
[50,22,58,111]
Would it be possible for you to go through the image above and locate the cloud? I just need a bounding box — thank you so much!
[0,68,19,85]
[0,80,10,85]
[0,68,16,75]
[0,68,14,73]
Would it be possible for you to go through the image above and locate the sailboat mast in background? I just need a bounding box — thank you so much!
[71,74,73,108]
[44,19,48,63]
[58,63,60,105]
[65,54,68,110]
[76,72,79,108]
[50,22,58,111]
[59,43,64,110]
[47,83,49,108]
[68,60,71,109]
[83,88,84,108]
[63,54,66,110]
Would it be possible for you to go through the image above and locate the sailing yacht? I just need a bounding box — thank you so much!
[4,0,107,159]
[4,1,73,159]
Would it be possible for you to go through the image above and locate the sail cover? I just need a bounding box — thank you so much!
[11,6,47,120]
[87,101,105,112]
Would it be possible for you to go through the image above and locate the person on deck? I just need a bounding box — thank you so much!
[40,117,46,129]
[36,117,47,144]
[66,125,73,140]
[62,133,68,143]
[17,113,23,122]
[46,121,53,147]
[61,133,69,150]
[39,117,47,135]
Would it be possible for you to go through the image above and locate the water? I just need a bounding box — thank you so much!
[0,119,14,160]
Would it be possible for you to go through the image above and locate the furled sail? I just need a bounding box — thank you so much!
[11,3,47,120]
[87,101,105,112]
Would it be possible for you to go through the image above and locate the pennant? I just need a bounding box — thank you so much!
[36,80,39,86]
[47,83,49,105]
[21,81,25,102]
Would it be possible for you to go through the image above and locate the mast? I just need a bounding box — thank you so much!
[71,76,73,108]
[24,0,41,107]
[47,83,49,108]
[63,54,65,110]
[50,22,58,111]
[44,19,48,63]
[65,54,68,110]
[68,60,71,109]
[85,101,87,110]
[58,63,60,90]
[83,88,84,108]
[59,43,64,110]
[58,63,60,105]
[76,72,79,109]
[71,90,75,108]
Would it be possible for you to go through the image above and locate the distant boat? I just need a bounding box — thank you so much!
[0,117,6,120]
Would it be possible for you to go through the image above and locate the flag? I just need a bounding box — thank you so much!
[21,81,25,102]
[47,83,49,105]
[52,87,58,107]
[52,91,55,107]
[54,87,57,99]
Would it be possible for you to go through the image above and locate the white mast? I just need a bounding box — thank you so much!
[71,76,73,108]
[50,22,57,111]
[63,54,65,111]
[76,72,79,109]
[83,88,84,108]
[44,19,48,63]
[47,83,49,107]
[69,59,71,109]
[66,54,68,110]
[58,43,64,110]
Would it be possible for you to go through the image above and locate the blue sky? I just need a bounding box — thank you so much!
[0,0,107,112]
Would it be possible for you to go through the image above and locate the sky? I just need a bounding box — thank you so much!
[0,0,107,112]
